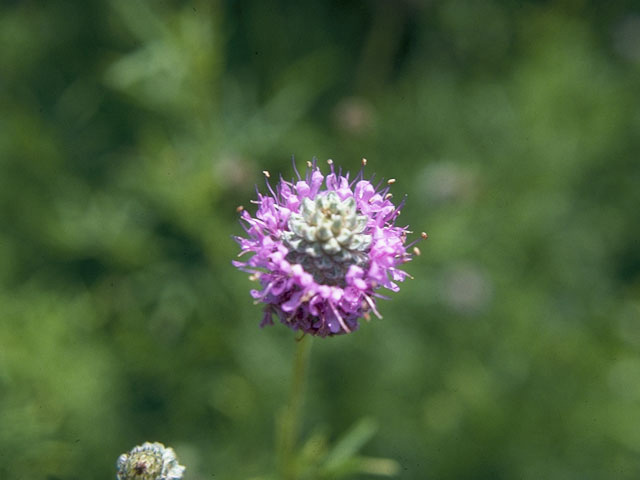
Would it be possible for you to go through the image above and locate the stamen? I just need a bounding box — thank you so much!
[387,178,396,185]
[361,157,367,166]
[263,172,277,198]
[291,156,301,180]
[236,205,244,212]
[413,247,421,256]
[329,301,351,333]
[253,282,274,303]
[363,294,382,319]
[421,232,428,240]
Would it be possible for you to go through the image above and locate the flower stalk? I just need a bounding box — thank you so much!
[277,335,312,480]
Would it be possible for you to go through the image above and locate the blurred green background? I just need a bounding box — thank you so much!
[2,0,640,478]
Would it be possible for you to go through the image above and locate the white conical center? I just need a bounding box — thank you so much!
[282,191,372,286]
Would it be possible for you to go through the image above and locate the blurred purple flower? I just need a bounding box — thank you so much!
[233,159,420,337]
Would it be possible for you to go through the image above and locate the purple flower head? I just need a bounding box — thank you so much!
[233,159,422,337]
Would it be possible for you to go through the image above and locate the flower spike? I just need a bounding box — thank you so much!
[234,159,418,337]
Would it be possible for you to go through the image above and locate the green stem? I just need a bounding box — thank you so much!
[277,334,312,480]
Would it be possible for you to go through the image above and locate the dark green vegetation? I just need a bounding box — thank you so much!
[1,1,640,478]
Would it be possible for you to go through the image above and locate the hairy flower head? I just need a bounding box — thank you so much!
[116,442,185,480]
[234,159,423,337]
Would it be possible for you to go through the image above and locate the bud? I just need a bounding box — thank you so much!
[116,442,185,480]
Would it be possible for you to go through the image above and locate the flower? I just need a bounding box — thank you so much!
[234,159,422,337]
[116,442,185,480]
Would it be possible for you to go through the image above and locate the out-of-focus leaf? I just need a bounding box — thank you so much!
[322,418,378,472]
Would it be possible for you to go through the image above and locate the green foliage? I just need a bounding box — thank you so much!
[1,1,640,479]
